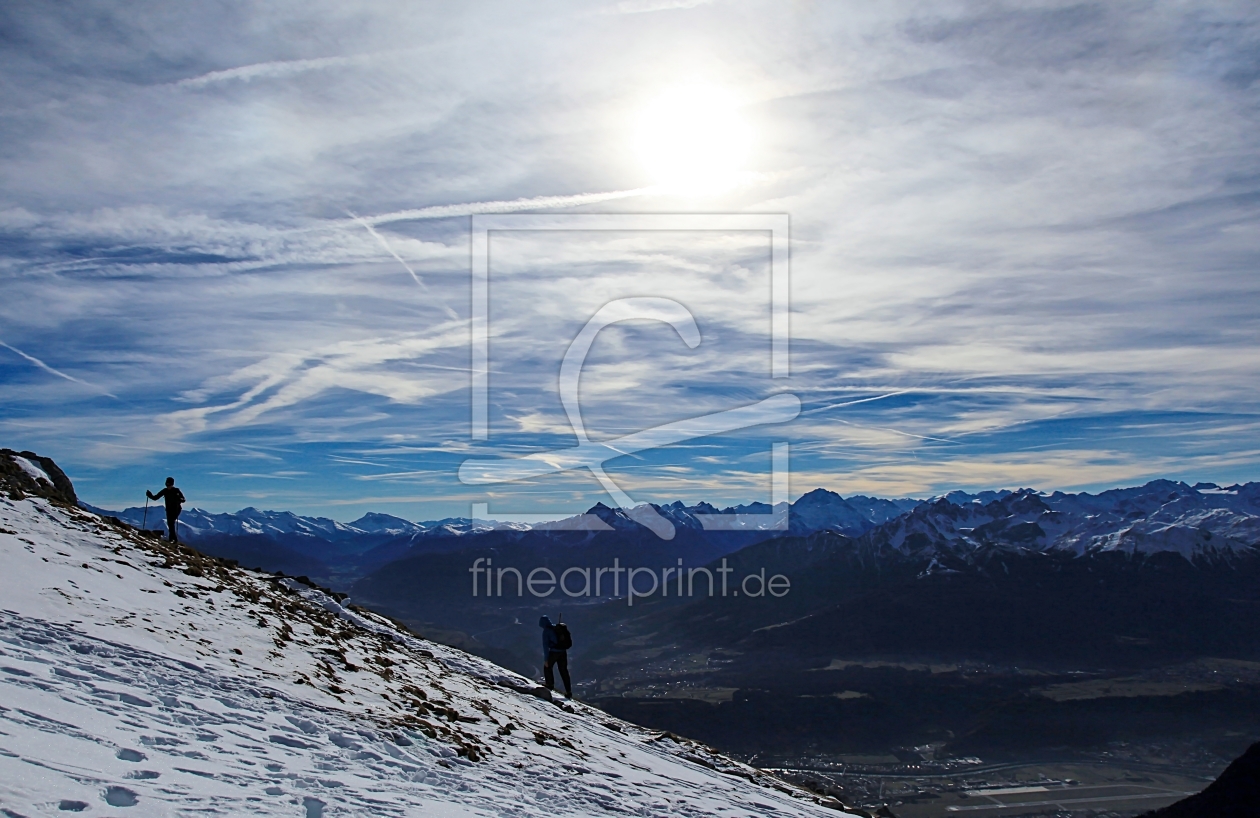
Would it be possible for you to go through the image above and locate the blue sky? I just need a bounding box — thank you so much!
[1,1,1258,521]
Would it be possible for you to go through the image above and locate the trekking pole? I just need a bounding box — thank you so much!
[142,496,149,530]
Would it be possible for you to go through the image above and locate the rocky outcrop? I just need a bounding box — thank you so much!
[1143,741,1260,818]
[0,448,78,506]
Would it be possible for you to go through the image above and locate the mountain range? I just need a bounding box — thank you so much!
[8,447,1259,809]
[90,487,921,544]
[89,478,1260,589]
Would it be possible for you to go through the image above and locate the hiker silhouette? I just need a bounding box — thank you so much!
[539,615,572,698]
[146,477,185,543]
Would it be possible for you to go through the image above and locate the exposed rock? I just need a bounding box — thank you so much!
[0,448,77,505]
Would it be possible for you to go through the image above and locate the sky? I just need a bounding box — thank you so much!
[1,0,1258,521]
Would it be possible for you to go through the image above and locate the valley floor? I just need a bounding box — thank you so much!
[773,755,1216,817]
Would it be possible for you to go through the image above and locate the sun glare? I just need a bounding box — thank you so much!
[634,84,752,195]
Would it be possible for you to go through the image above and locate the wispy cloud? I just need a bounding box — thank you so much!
[160,325,469,437]
[1,1,1257,518]
[208,471,304,480]
[606,0,716,14]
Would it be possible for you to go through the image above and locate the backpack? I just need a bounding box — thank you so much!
[552,622,573,651]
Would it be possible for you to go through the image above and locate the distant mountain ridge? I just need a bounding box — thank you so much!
[88,487,921,547]
[866,480,1260,562]
[88,479,1260,565]
[83,504,430,543]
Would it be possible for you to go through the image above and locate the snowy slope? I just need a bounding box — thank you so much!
[0,493,851,817]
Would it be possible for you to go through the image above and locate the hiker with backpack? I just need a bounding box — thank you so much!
[147,477,185,544]
[538,615,572,698]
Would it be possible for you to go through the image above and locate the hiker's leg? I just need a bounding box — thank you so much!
[543,660,555,690]
[556,652,571,696]
[167,511,178,542]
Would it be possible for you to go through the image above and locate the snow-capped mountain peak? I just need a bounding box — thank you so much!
[346,511,424,535]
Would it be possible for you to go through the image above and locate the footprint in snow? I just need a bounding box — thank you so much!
[104,786,138,807]
[328,732,360,749]
[286,716,321,734]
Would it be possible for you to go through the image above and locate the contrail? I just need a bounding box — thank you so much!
[177,55,360,88]
[800,390,912,415]
[176,48,424,89]
[358,187,658,225]
[346,210,461,320]
[833,417,959,445]
[798,391,957,443]
[340,185,660,315]
[0,341,118,399]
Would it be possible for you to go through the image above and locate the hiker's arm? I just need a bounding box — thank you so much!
[146,490,157,500]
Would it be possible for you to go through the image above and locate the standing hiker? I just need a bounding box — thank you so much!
[147,477,185,543]
[538,615,573,698]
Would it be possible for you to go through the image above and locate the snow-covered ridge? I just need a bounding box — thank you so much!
[0,490,852,815]
[869,482,1260,560]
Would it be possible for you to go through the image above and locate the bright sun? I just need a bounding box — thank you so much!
[634,84,751,195]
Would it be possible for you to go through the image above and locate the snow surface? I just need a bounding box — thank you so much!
[11,456,50,486]
[0,495,849,817]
